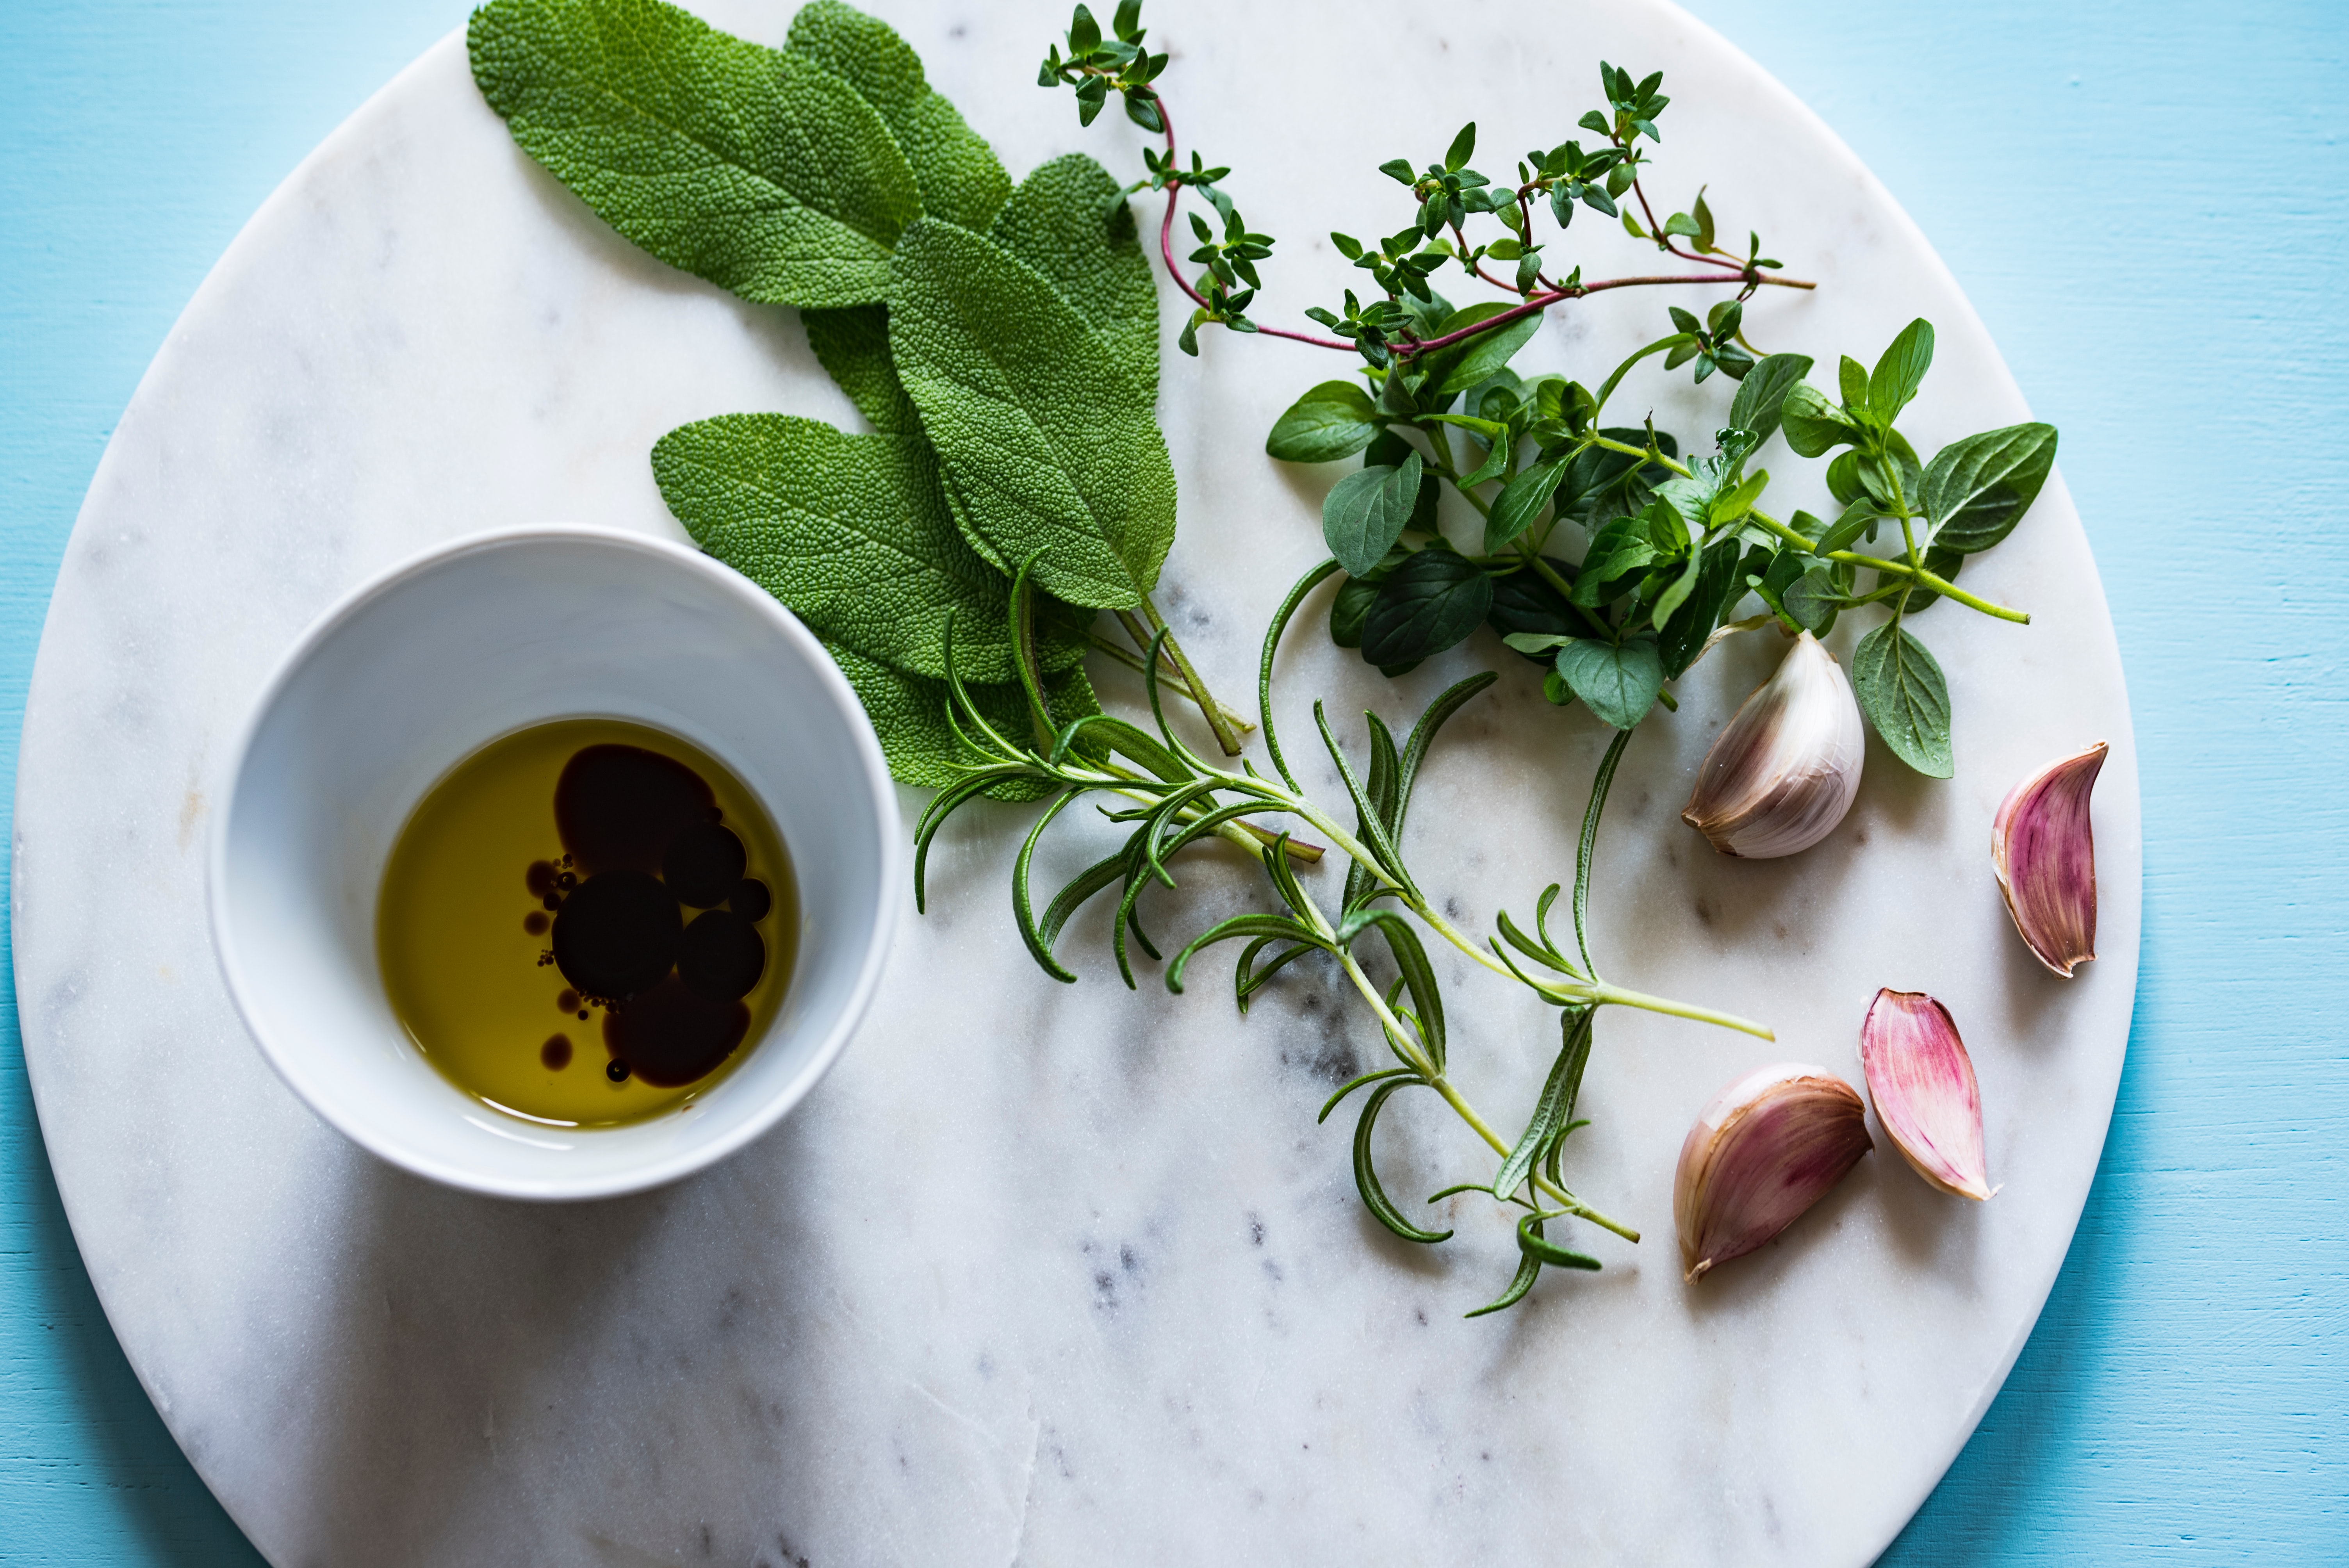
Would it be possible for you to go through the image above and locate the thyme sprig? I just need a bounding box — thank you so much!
[1039,4,1814,365]
[917,555,1769,1312]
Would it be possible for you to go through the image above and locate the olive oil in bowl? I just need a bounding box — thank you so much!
[377,718,798,1128]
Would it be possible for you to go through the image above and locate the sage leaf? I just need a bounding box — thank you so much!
[1922,422,2058,553]
[988,154,1158,403]
[469,0,918,309]
[1852,622,1954,777]
[1728,352,1814,443]
[802,305,920,434]
[1554,636,1664,729]
[1268,380,1382,464]
[888,218,1177,608]
[1362,549,1493,666]
[785,0,1011,233]
[1323,452,1424,577]
[652,414,1081,684]
[828,642,1096,800]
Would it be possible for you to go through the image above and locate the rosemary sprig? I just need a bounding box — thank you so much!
[917,555,1769,1313]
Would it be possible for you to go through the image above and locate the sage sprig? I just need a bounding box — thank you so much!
[471,0,1245,753]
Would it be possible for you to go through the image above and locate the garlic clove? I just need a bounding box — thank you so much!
[1674,1062,1873,1282]
[1681,631,1865,859]
[1991,741,2106,977]
[1860,989,1994,1200]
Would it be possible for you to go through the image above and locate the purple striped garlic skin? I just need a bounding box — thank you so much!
[1860,988,1993,1201]
[1991,741,2106,978]
[1681,631,1864,859]
[1674,1062,1873,1282]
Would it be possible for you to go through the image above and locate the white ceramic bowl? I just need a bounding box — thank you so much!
[209,525,900,1200]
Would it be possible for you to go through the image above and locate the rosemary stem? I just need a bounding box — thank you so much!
[1137,595,1247,755]
[1589,983,1775,1040]
[1325,937,1641,1244]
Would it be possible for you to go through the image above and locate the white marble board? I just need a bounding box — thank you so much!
[13,2,2140,1563]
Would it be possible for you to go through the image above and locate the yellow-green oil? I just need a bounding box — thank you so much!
[377,718,797,1127]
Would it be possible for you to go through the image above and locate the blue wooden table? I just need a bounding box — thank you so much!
[3,2,2342,1561]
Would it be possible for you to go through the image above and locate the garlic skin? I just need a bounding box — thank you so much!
[1674,1062,1873,1282]
[1860,989,1994,1200]
[1991,741,2106,977]
[1681,631,1865,859]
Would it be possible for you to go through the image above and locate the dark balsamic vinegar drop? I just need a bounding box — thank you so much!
[677,909,765,1001]
[554,744,714,877]
[541,1034,573,1071]
[523,911,550,936]
[550,869,680,1000]
[663,822,747,907]
[604,974,749,1088]
[729,877,772,923]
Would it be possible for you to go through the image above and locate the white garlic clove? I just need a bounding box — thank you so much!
[1681,631,1865,859]
[1860,988,1993,1200]
[1991,741,2106,977]
[1674,1062,1873,1282]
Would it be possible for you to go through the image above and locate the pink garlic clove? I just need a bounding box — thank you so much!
[1992,741,2107,977]
[1860,989,1993,1200]
[1674,1062,1873,1282]
[1682,631,1865,859]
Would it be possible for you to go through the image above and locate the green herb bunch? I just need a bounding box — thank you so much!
[470,0,1249,765]
[471,0,1785,1314]
[1044,1,2061,776]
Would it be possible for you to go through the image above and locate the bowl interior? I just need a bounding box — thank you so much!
[212,528,896,1198]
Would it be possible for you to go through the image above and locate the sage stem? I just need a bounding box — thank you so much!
[1137,595,1246,756]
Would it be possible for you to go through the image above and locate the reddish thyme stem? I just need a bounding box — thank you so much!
[1153,100,1355,351]
[1144,94,1813,363]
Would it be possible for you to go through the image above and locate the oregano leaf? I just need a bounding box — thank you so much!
[1554,636,1664,729]
[1921,422,2058,554]
[1851,622,1955,777]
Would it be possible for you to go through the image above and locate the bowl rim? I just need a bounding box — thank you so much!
[206,522,902,1201]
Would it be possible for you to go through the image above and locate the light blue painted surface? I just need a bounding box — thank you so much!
[1,1,2342,1561]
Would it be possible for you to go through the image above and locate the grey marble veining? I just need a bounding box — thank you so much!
[14,3,2139,1563]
